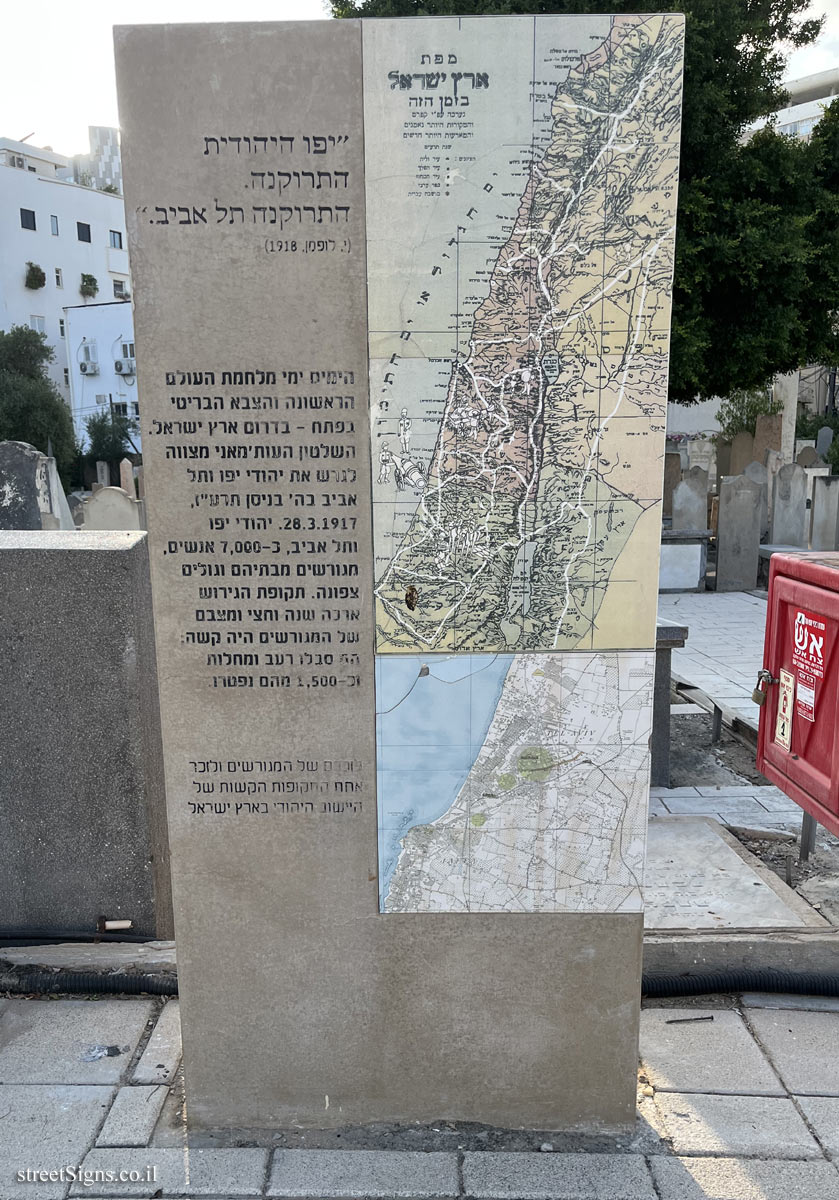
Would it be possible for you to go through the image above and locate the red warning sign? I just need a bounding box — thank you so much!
[791,608,827,723]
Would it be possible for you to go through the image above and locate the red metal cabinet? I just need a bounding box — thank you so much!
[757,552,839,837]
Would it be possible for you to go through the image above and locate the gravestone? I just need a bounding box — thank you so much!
[797,445,822,468]
[817,425,834,459]
[772,371,798,463]
[765,448,784,521]
[116,13,684,1131]
[770,462,807,546]
[743,460,769,539]
[729,430,754,476]
[716,475,761,591]
[804,464,830,512]
[716,439,731,481]
[753,411,783,468]
[795,438,816,461]
[671,466,708,531]
[0,440,73,531]
[96,460,110,488]
[119,457,135,496]
[810,476,839,551]
[77,485,144,531]
[663,451,681,517]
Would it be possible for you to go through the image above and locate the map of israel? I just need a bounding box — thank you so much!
[365,15,683,912]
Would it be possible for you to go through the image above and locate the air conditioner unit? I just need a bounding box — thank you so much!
[79,361,99,375]
[114,358,136,375]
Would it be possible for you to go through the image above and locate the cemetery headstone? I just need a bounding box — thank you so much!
[120,457,135,496]
[77,486,144,531]
[729,430,755,477]
[716,475,761,591]
[0,440,73,531]
[716,439,732,481]
[771,371,798,463]
[770,462,807,546]
[671,466,708,531]
[765,448,784,521]
[817,425,835,459]
[663,450,681,517]
[753,411,783,468]
[116,13,684,1131]
[743,460,769,539]
[796,445,822,468]
[810,476,839,551]
[96,460,110,488]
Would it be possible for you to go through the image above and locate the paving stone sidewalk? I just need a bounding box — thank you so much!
[3,994,839,1198]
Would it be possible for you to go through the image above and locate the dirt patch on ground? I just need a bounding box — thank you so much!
[668,707,766,788]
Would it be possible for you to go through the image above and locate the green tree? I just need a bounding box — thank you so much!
[332,0,833,404]
[84,410,138,465]
[0,326,77,483]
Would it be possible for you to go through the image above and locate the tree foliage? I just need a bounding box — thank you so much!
[715,386,781,442]
[332,0,836,403]
[0,326,77,483]
[84,410,138,464]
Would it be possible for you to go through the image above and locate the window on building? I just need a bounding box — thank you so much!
[29,315,45,334]
[59,319,65,338]
[112,402,128,417]
[132,402,140,416]
[121,341,135,359]
[95,394,108,406]
[54,268,63,288]
[113,279,128,298]
[109,229,123,249]
[20,208,36,231]
[76,221,91,243]
[63,368,69,387]
[50,215,59,236]
[81,341,97,363]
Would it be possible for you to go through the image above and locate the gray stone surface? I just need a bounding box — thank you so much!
[717,476,761,591]
[654,1092,820,1158]
[729,431,755,477]
[131,1000,181,1084]
[671,468,708,532]
[115,17,657,1132]
[795,1096,839,1156]
[639,1007,783,1095]
[0,440,66,530]
[741,993,839,1013]
[743,461,769,539]
[69,1149,268,1196]
[96,1085,168,1147]
[810,476,839,551]
[0,530,171,938]
[748,1009,839,1094]
[650,1157,839,1200]
[770,463,807,547]
[663,451,682,516]
[796,445,822,467]
[0,940,176,972]
[0,999,155,1084]
[77,485,144,531]
[0,1085,114,1200]
[462,1152,655,1199]
[268,1150,458,1198]
[754,410,784,467]
[817,425,835,458]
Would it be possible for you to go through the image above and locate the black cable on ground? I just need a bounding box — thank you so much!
[0,931,155,944]
[642,970,839,997]
[1,971,177,996]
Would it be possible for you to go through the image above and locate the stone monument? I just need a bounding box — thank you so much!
[663,450,681,517]
[811,476,839,551]
[716,475,761,591]
[770,462,807,546]
[116,14,684,1130]
[743,460,769,539]
[671,466,708,531]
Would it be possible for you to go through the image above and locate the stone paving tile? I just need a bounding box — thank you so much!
[650,1156,839,1199]
[68,1148,268,1196]
[748,1010,839,1094]
[796,1096,839,1157]
[658,797,739,815]
[268,1149,458,1197]
[97,1085,169,1147]
[640,1008,783,1095]
[0,1085,114,1200]
[742,993,839,1014]
[654,1092,821,1158]
[462,1151,656,1199]
[0,999,155,1085]
[131,1000,181,1085]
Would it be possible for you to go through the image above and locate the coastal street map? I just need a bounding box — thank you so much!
[365,15,683,912]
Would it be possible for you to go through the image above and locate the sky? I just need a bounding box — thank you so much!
[1,0,838,156]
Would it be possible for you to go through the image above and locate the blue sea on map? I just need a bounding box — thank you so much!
[376,653,512,908]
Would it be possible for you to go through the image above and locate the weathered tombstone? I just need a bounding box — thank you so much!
[770,462,807,546]
[671,466,708,531]
[77,485,144,531]
[119,457,135,496]
[116,13,684,1131]
[716,438,732,481]
[687,437,715,482]
[663,450,682,517]
[804,464,830,511]
[771,371,798,463]
[810,475,839,550]
[96,460,110,488]
[817,425,835,459]
[136,465,145,499]
[753,411,783,467]
[765,448,784,520]
[716,475,761,591]
[0,440,73,531]
[743,460,769,539]
[796,445,823,467]
[729,430,755,476]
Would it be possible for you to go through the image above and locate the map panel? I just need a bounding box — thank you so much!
[364,14,684,655]
[377,650,654,913]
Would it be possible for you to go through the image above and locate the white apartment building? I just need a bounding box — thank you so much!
[64,301,140,450]
[0,136,132,408]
